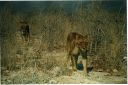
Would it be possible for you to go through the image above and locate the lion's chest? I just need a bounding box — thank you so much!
[72,47,80,55]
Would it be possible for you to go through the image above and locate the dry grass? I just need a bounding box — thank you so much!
[0,2,127,84]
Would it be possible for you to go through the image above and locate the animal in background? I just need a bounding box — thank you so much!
[19,21,30,42]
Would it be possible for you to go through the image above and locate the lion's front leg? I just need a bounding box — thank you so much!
[71,56,77,71]
[66,54,71,69]
[81,49,88,76]
[82,59,88,75]
[71,47,79,71]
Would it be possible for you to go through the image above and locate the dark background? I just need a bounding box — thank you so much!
[0,0,126,14]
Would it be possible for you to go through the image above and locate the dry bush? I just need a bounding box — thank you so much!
[1,7,17,70]
[1,2,127,84]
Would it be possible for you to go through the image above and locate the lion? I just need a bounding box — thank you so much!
[66,32,89,75]
[20,21,30,42]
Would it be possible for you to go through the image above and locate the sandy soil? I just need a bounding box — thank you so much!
[49,70,127,84]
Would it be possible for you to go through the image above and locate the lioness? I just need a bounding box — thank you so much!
[66,32,89,75]
[20,21,30,42]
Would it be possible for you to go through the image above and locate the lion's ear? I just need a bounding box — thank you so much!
[84,35,88,38]
[84,35,89,42]
[84,35,88,40]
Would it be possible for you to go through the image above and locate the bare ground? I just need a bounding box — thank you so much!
[1,67,127,84]
[1,50,127,84]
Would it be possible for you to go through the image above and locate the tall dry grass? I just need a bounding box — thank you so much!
[1,2,127,83]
